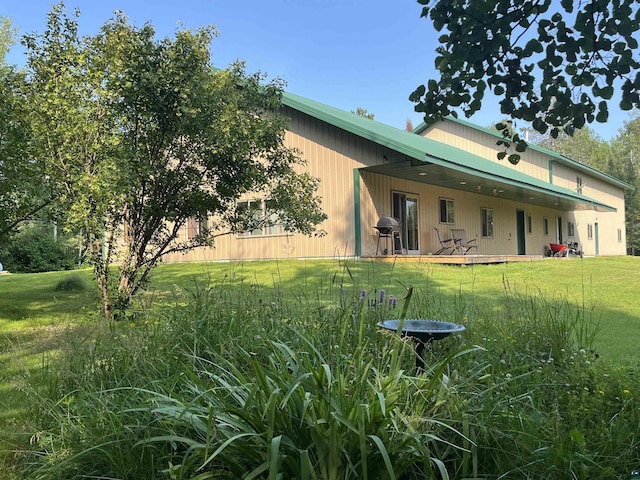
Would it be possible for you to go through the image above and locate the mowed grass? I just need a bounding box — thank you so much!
[150,256,640,362]
[1,256,639,477]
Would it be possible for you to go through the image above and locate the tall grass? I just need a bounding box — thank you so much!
[23,280,478,479]
[20,266,640,479]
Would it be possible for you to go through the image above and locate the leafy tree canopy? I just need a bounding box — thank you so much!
[610,116,640,253]
[0,16,17,64]
[411,0,640,163]
[22,4,326,317]
[0,17,54,241]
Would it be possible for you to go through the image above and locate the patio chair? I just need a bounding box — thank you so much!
[434,228,456,255]
[450,228,478,254]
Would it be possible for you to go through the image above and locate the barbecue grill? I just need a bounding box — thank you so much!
[374,216,404,255]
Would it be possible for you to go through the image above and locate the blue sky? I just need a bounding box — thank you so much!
[4,0,632,139]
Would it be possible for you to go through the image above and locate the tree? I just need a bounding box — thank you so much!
[538,126,611,171]
[351,107,375,120]
[24,4,326,318]
[610,117,640,253]
[0,16,16,64]
[0,17,54,242]
[411,0,640,163]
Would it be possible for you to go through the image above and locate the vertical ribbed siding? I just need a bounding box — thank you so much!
[359,170,588,256]
[421,122,551,183]
[552,163,627,256]
[177,107,369,262]
[161,106,627,264]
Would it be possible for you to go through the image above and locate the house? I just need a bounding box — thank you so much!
[162,91,632,263]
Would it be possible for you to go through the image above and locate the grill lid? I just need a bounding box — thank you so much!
[375,216,401,233]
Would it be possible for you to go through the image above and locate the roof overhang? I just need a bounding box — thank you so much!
[282,92,617,213]
[361,159,616,212]
[416,117,634,192]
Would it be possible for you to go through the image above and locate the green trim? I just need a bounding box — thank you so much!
[427,115,634,191]
[548,159,554,184]
[353,169,361,257]
[281,92,618,212]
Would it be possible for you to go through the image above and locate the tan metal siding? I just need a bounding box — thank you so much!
[162,109,628,263]
[423,121,551,182]
[164,108,366,262]
[359,170,568,256]
[552,163,627,256]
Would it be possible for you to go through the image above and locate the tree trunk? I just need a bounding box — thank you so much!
[85,225,113,319]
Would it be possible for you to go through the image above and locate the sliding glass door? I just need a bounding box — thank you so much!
[392,191,419,254]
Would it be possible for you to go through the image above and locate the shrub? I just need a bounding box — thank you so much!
[54,274,89,292]
[0,225,78,273]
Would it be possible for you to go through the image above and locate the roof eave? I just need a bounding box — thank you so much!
[282,92,618,213]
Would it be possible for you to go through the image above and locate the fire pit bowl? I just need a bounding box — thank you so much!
[377,319,465,342]
[377,319,466,372]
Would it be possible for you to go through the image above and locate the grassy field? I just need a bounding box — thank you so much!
[1,256,640,478]
[149,256,640,362]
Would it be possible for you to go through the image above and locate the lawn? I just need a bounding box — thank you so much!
[151,256,640,362]
[1,256,639,478]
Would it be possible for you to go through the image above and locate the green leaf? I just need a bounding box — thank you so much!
[569,428,586,448]
[614,41,627,54]
[524,38,543,55]
[600,85,614,99]
[368,435,395,479]
[596,101,609,122]
[409,85,426,102]
[532,117,547,134]
[508,154,521,165]
[560,0,574,13]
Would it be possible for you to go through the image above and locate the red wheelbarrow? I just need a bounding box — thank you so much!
[549,243,567,257]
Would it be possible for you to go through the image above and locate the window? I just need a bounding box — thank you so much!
[567,221,575,237]
[481,208,494,238]
[187,215,209,240]
[527,215,533,234]
[237,199,285,237]
[439,198,454,224]
[576,176,584,194]
[618,228,622,242]
[264,199,280,236]
[543,217,549,236]
[587,224,593,240]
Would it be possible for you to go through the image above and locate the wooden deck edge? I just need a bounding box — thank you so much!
[363,254,546,264]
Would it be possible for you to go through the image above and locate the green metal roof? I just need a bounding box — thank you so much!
[413,116,634,191]
[281,92,618,212]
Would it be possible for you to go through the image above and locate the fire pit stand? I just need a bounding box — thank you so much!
[377,319,466,373]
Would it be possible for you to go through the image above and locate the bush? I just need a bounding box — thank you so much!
[0,225,78,273]
[54,274,89,292]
